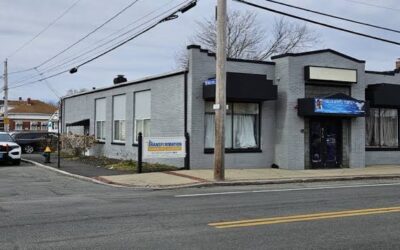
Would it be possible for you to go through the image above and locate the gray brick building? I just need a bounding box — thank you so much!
[61,45,400,169]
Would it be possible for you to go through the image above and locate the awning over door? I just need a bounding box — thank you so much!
[66,119,90,127]
[366,83,400,107]
[203,72,277,102]
[298,93,367,117]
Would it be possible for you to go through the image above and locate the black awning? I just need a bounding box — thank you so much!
[298,93,367,117]
[366,83,400,107]
[66,119,90,127]
[203,72,277,102]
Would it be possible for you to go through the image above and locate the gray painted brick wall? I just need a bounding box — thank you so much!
[63,73,186,167]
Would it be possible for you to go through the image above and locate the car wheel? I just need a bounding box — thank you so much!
[12,159,21,166]
[24,145,34,154]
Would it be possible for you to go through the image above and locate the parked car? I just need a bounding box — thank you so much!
[10,131,57,154]
[0,132,21,165]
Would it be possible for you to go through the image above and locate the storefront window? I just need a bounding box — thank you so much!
[205,102,259,150]
[366,108,398,148]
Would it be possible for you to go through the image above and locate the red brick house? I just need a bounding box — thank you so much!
[0,98,57,131]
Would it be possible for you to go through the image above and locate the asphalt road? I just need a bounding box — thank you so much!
[1,163,400,249]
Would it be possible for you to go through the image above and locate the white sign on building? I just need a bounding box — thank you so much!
[143,137,186,159]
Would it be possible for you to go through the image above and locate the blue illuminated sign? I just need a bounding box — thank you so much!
[204,78,216,85]
[314,98,365,115]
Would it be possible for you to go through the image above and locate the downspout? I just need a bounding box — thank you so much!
[184,71,190,170]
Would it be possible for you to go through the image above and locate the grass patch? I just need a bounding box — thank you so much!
[107,160,177,173]
[61,153,177,173]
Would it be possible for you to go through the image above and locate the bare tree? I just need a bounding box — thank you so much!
[176,10,319,68]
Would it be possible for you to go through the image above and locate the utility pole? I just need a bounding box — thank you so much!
[214,0,227,181]
[3,59,8,132]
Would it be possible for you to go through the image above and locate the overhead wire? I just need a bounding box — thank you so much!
[7,0,197,90]
[38,0,176,74]
[264,0,400,34]
[343,0,400,12]
[7,0,82,60]
[233,0,400,46]
[36,0,141,69]
[9,0,188,88]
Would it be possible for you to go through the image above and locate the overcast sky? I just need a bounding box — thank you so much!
[0,0,399,102]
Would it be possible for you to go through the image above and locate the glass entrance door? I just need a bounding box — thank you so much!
[310,119,342,168]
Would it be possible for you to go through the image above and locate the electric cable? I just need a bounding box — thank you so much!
[7,0,197,90]
[234,0,400,46]
[36,0,141,69]
[9,0,189,87]
[38,0,176,74]
[7,0,82,59]
[264,0,400,34]
[343,0,400,12]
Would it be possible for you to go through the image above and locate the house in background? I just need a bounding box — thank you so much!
[47,110,59,133]
[0,98,58,131]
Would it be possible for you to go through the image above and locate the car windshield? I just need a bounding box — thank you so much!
[0,134,14,142]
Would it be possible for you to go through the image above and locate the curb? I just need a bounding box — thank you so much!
[94,173,400,190]
[22,158,400,190]
[21,158,143,189]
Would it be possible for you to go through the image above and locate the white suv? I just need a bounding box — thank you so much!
[0,132,21,165]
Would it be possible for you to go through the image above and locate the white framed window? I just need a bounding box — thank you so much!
[112,95,126,142]
[41,122,48,130]
[15,121,23,131]
[31,121,39,131]
[95,98,106,141]
[134,90,151,143]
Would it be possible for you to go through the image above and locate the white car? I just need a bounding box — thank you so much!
[0,132,21,165]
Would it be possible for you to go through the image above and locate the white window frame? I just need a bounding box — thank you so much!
[95,98,107,141]
[134,90,151,144]
[112,95,126,143]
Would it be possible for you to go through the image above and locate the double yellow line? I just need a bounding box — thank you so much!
[209,206,400,229]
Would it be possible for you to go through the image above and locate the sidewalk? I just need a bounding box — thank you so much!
[23,154,400,189]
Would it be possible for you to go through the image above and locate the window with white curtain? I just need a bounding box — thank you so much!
[205,102,259,150]
[112,95,126,142]
[366,108,398,148]
[95,98,106,140]
[134,90,151,143]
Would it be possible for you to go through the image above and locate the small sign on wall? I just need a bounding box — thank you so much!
[143,137,186,159]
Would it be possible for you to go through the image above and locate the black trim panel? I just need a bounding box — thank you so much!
[111,142,125,146]
[366,83,400,107]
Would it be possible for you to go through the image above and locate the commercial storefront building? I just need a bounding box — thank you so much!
[61,45,400,169]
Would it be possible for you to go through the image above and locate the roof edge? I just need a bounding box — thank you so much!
[271,49,365,63]
[187,44,275,65]
[62,70,187,100]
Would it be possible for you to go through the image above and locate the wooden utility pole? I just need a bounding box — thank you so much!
[214,0,227,181]
[3,59,8,132]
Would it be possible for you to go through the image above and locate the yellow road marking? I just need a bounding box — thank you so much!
[209,206,400,229]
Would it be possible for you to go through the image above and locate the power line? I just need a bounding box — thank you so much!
[34,69,61,98]
[234,0,400,46]
[37,1,180,76]
[7,1,185,88]
[7,0,82,59]
[344,0,400,12]
[265,0,400,34]
[7,0,197,90]
[38,0,176,74]
[36,0,141,69]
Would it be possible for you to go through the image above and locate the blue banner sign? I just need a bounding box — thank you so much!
[314,98,365,115]
[204,78,216,86]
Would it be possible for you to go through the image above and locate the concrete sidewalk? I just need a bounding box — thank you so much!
[23,155,400,189]
[99,165,400,189]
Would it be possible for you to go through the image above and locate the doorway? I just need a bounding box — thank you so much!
[309,118,342,168]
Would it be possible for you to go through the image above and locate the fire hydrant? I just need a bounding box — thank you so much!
[43,146,52,163]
